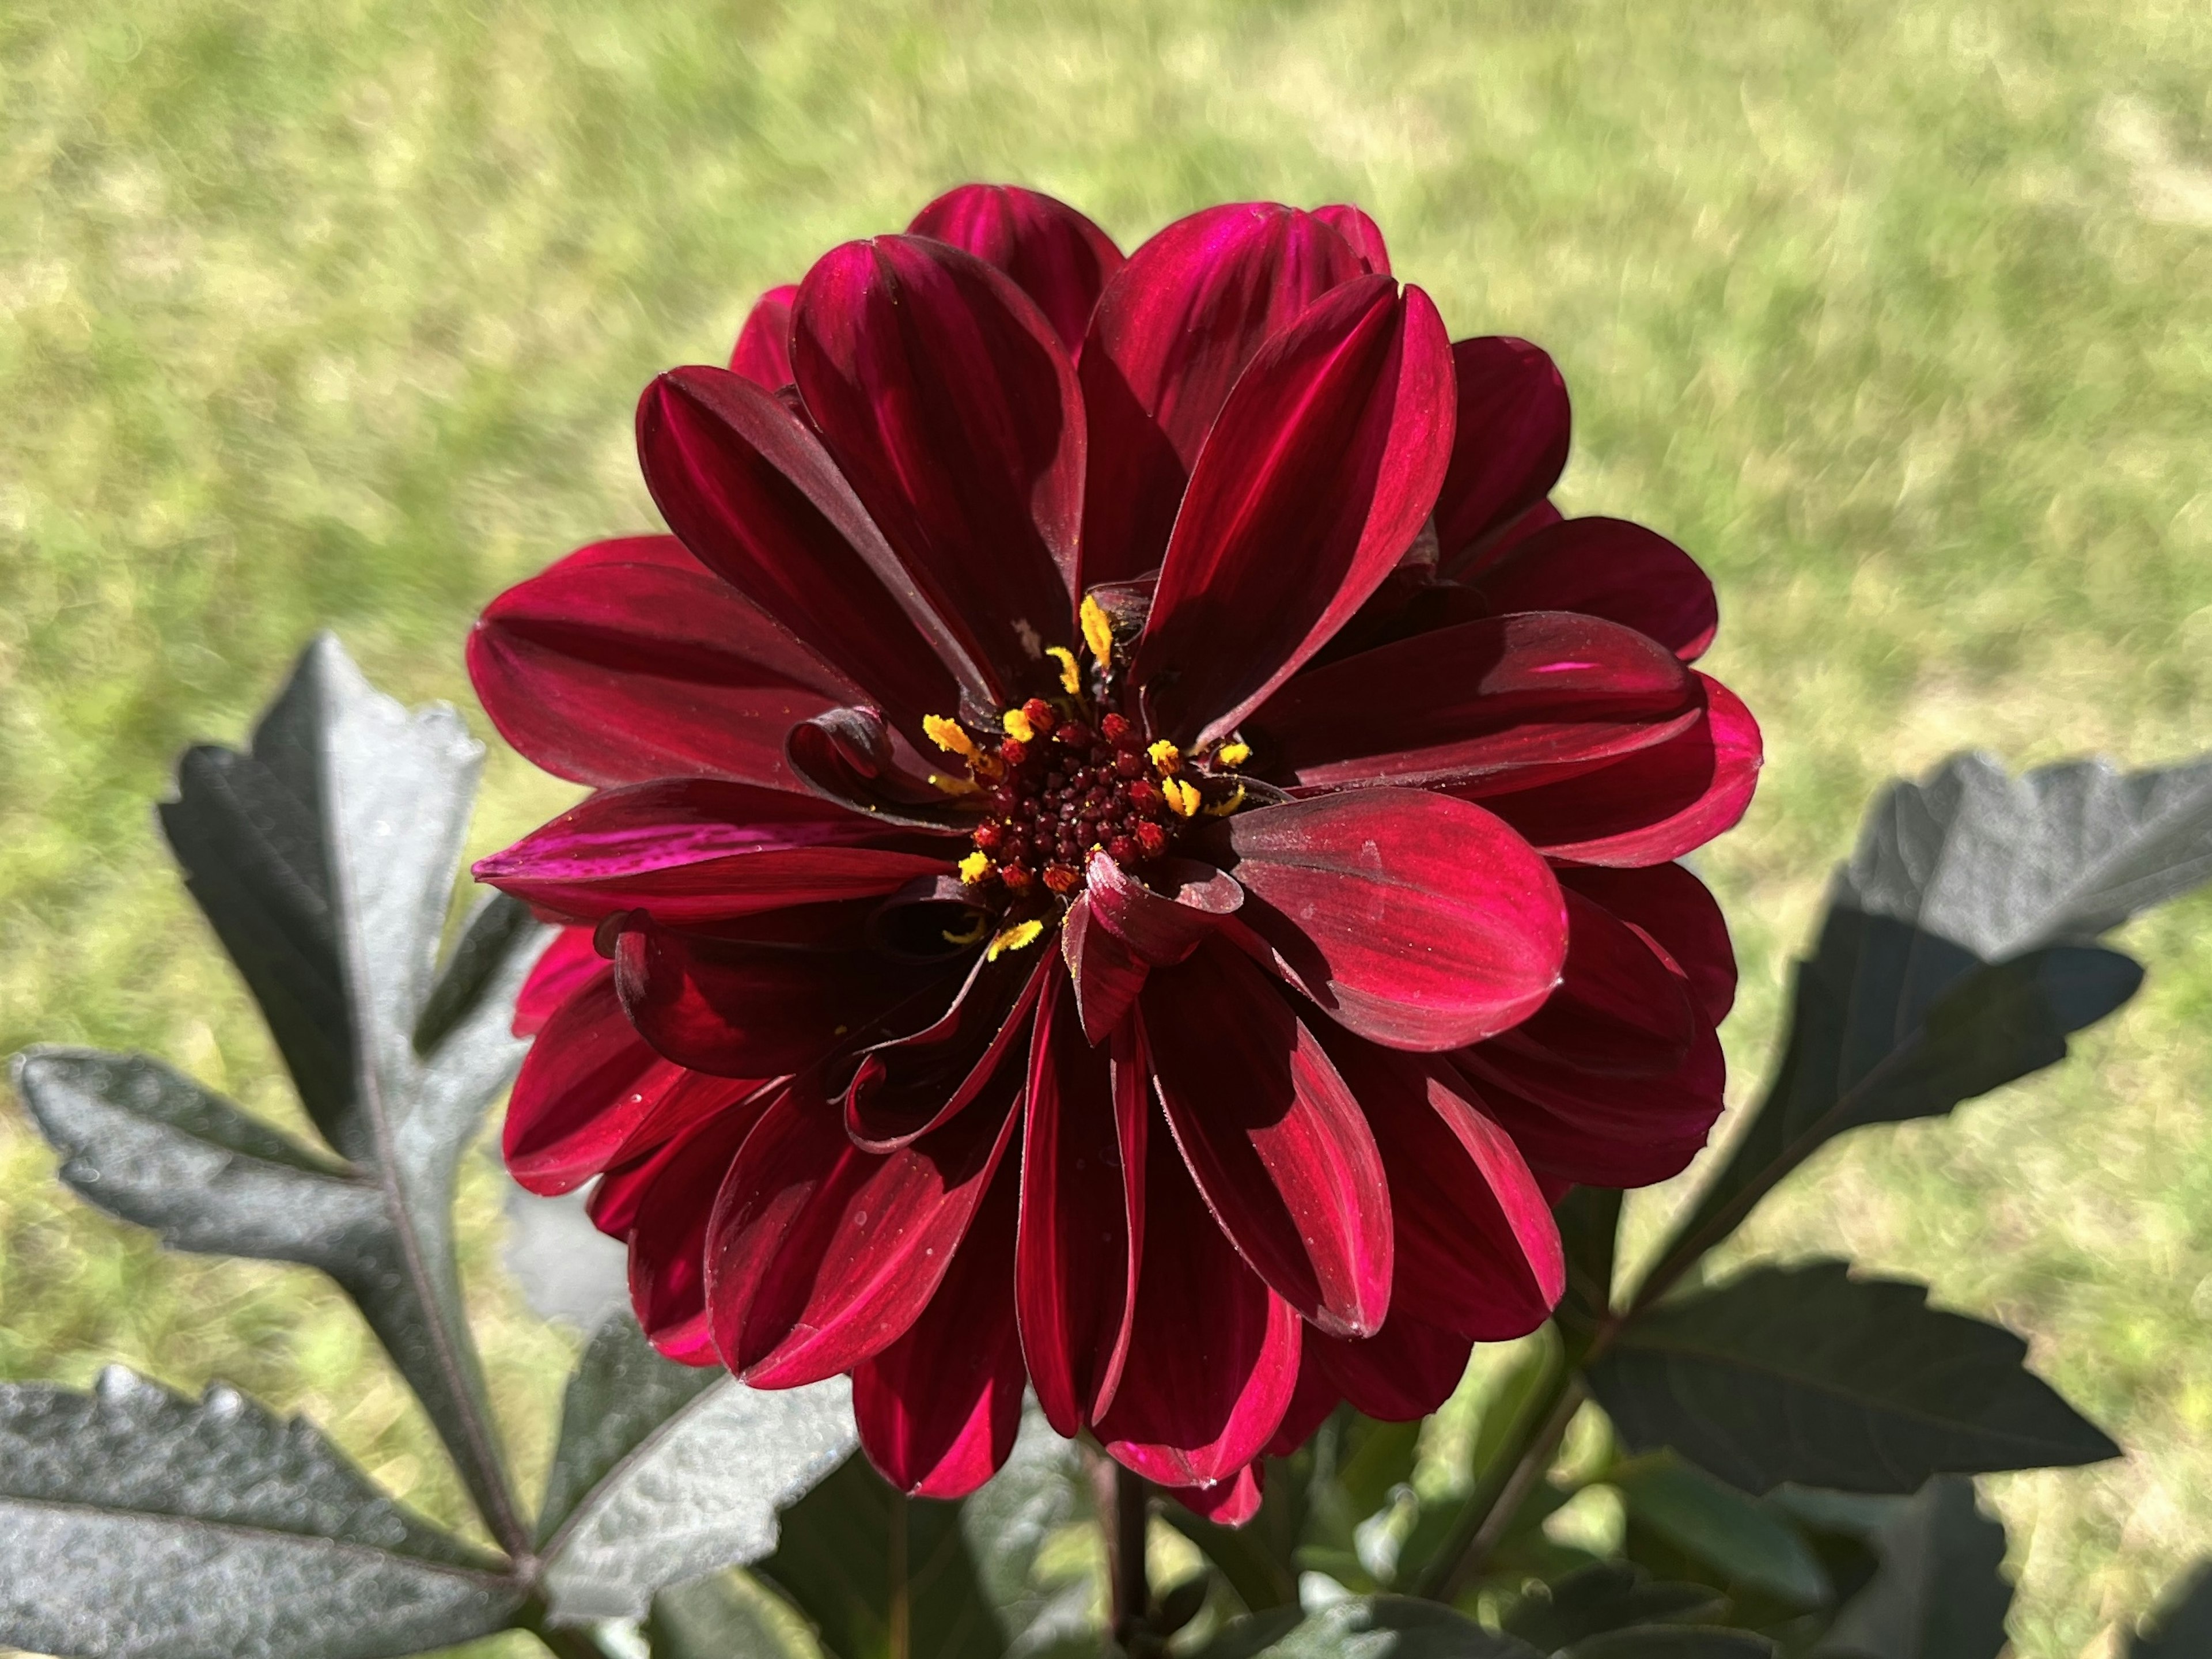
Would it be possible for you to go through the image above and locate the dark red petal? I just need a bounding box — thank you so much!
[468,536,854,789]
[1561,863,1736,1025]
[853,1162,1025,1498]
[791,236,1083,698]
[729,284,799,388]
[1263,1353,1343,1458]
[907,184,1124,355]
[1061,893,1149,1045]
[1017,972,1145,1435]
[1458,1021,1726,1189]
[1494,888,1700,1078]
[1096,1113,1302,1487]
[1251,610,1696,791]
[637,365,976,724]
[1143,940,1392,1338]
[1470,517,1718,662]
[1312,204,1391,274]
[1478,674,1762,866]
[1311,1313,1472,1421]
[1433,338,1571,565]
[1214,790,1567,1051]
[514,925,604,1037]
[622,1091,785,1365]
[786,705,975,830]
[475,779,953,927]
[1135,276,1456,747]
[505,967,684,1192]
[1324,1036,1562,1340]
[1171,1464,1264,1525]
[844,951,1048,1150]
[1085,854,1243,967]
[612,911,954,1078]
[706,1071,1021,1387]
[1078,202,1369,587]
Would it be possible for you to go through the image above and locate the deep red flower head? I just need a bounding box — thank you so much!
[471,185,1761,1517]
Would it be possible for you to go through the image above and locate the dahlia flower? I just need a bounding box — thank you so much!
[471,186,1760,1518]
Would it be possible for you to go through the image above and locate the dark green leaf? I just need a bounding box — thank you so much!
[1199,1595,1540,1658]
[19,636,548,1548]
[1814,1477,2010,1658]
[537,1315,857,1622]
[1502,1563,1723,1647]
[0,1368,517,1659]
[1607,1454,1828,1608]
[649,1569,826,1659]
[1555,1187,1623,1347]
[1588,1263,2116,1494]
[956,1407,1101,1656]
[1568,1631,1777,1659]
[2131,1563,2212,1658]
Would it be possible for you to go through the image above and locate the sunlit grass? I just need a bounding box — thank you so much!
[4,0,2211,1649]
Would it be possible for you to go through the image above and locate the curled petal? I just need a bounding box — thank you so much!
[1085,853,1243,967]
[1214,790,1567,1051]
[1143,940,1392,1338]
[729,284,799,388]
[1134,275,1456,747]
[1493,888,1700,1079]
[844,950,1048,1150]
[907,183,1124,354]
[1433,338,1571,566]
[1458,1021,1726,1189]
[787,705,976,829]
[468,535,853,788]
[1079,202,1370,587]
[1061,893,1149,1045]
[1312,203,1391,274]
[1561,863,1736,1025]
[1469,516,1719,662]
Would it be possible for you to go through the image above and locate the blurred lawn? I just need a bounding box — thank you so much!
[3,0,2211,1650]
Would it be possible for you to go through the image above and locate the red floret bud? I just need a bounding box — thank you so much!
[1042,863,1082,895]
[971,822,1005,853]
[1107,835,1139,864]
[1100,712,1135,745]
[1056,719,1093,749]
[999,864,1036,894]
[1021,698,1058,735]
[1127,778,1162,812]
[1132,820,1169,857]
[998,737,1029,767]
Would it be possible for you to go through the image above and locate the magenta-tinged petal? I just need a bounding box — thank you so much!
[1017,972,1144,1435]
[1312,204,1391,274]
[1085,854,1243,967]
[612,911,957,1078]
[1251,610,1696,791]
[907,184,1124,354]
[620,1092,785,1364]
[1458,1022,1726,1189]
[854,1165,1025,1498]
[1470,517,1719,662]
[1078,203,1370,587]
[729,284,799,388]
[1433,338,1570,565]
[791,236,1084,696]
[1060,894,1149,1045]
[1263,1353,1344,1458]
[468,536,854,789]
[514,926,604,1037]
[504,967,685,1193]
[1134,276,1456,747]
[475,779,954,927]
[844,952,1047,1150]
[1214,790,1567,1051]
[1143,939,1392,1338]
[637,365,978,722]
[1096,1121,1302,1487]
[1311,1314,1473,1421]
[1494,888,1700,1079]
[1562,863,1736,1025]
[1171,1464,1264,1525]
[1479,674,1762,866]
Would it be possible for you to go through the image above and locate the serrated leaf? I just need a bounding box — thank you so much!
[1199,1595,1540,1658]
[2131,1563,2212,1658]
[18,635,548,1548]
[536,1314,855,1622]
[1568,1631,1777,1659]
[1606,1454,1827,1608]
[1588,1263,2116,1494]
[1813,1477,2010,1658]
[650,1569,827,1659]
[0,1368,518,1659]
[1502,1563,1723,1648]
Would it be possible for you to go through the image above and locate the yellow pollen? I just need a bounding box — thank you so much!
[924,715,978,759]
[929,772,979,797]
[1080,594,1115,671]
[1214,741,1251,768]
[1147,739,1182,774]
[1162,776,1202,818]
[1046,646,1082,695]
[986,919,1046,960]
[958,850,993,884]
[1002,707,1037,744]
[941,911,991,948]
[1203,782,1247,817]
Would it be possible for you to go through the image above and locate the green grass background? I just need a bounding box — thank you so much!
[3,0,2210,1649]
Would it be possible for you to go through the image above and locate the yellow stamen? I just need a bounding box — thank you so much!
[1214,740,1251,768]
[1163,776,1202,818]
[929,772,979,797]
[1046,646,1082,695]
[1147,739,1181,774]
[1080,594,1114,672]
[925,715,978,759]
[958,850,993,884]
[986,919,1046,960]
[941,911,991,947]
[1203,782,1247,817]
[1002,707,1037,744]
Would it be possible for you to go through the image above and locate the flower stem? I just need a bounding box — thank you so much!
[1415,1365,1586,1604]
[889,1490,911,1659]
[1089,1449,1153,1654]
